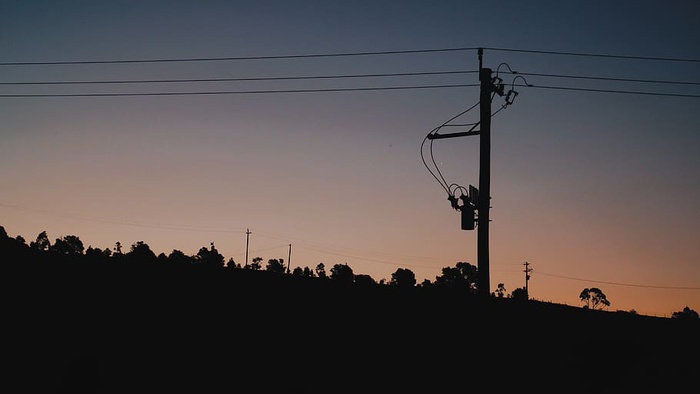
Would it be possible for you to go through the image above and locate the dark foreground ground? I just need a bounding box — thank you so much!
[7,265,699,392]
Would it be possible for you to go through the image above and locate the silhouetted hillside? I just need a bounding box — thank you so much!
[6,257,698,393]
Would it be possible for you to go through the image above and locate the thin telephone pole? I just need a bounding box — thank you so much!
[287,243,292,273]
[244,228,251,268]
[524,261,532,299]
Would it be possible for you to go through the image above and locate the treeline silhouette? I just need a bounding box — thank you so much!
[2,225,698,392]
[1,226,489,291]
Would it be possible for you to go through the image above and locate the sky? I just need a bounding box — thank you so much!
[1,0,698,317]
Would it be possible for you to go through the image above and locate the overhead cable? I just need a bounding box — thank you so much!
[528,84,700,98]
[0,84,480,97]
[483,47,700,63]
[537,270,700,290]
[2,45,697,67]
[0,46,481,66]
[0,70,479,85]
[510,71,700,86]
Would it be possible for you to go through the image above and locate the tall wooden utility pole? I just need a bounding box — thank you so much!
[426,48,502,297]
[477,49,492,297]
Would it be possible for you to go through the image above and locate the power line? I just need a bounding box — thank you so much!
[0,83,480,97]
[536,270,700,290]
[509,71,700,86]
[2,82,696,99]
[0,46,480,66]
[0,70,479,86]
[2,45,697,67]
[483,46,700,63]
[527,84,700,98]
[421,101,481,195]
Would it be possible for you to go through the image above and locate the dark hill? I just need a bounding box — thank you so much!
[6,263,698,392]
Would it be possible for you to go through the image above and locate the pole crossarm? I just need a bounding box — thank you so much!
[427,130,481,139]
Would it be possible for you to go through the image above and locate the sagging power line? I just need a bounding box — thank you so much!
[0,46,481,66]
[2,45,697,99]
[2,84,696,98]
[0,84,480,98]
[482,46,700,63]
[0,70,479,85]
[3,73,697,99]
[4,69,698,87]
[2,45,698,66]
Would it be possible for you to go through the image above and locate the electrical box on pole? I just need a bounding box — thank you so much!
[461,203,476,230]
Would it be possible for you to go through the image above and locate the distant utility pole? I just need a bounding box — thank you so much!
[245,228,251,268]
[287,243,292,274]
[523,261,532,299]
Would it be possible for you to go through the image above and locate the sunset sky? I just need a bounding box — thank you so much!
[1,1,698,317]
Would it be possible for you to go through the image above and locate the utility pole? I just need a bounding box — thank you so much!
[287,243,292,274]
[425,49,527,300]
[477,49,492,297]
[426,48,505,298]
[523,261,532,299]
[244,228,251,268]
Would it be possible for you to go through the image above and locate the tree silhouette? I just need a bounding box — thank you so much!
[248,256,262,270]
[330,263,354,284]
[51,235,84,256]
[579,287,611,310]
[354,273,377,286]
[3,223,698,329]
[0,226,30,259]
[417,279,433,288]
[510,287,528,300]
[168,249,193,268]
[494,283,506,298]
[30,230,51,251]
[127,241,157,263]
[194,242,225,269]
[390,268,416,289]
[265,258,286,274]
[114,241,123,254]
[291,266,315,277]
[85,246,111,262]
[671,306,699,321]
[434,262,478,293]
[315,263,327,279]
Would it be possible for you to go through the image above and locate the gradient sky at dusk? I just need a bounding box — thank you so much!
[1,0,698,317]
